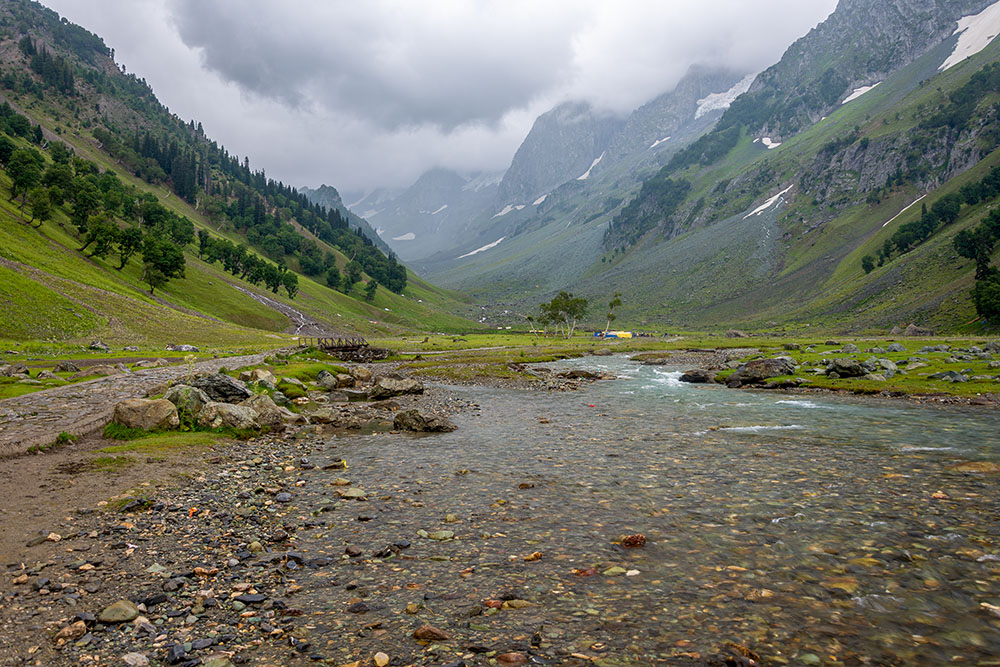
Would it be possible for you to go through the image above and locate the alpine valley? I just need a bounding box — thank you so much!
[347,0,1000,334]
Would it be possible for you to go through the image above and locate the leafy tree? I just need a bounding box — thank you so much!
[954,226,997,280]
[0,135,15,166]
[26,186,50,226]
[344,260,363,293]
[79,217,118,258]
[973,272,1000,320]
[116,226,144,270]
[604,291,622,334]
[861,255,875,274]
[541,291,588,339]
[282,271,299,299]
[141,234,185,295]
[6,148,42,219]
[364,280,378,302]
[70,178,101,235]
[325,265,341,289]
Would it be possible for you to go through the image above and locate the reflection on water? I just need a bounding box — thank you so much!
[299,355,1000,665]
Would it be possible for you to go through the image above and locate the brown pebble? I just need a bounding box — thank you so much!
[621,533,646,548]
[412,624,450,641]
[497,653,528,665]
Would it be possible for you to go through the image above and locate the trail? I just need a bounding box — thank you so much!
[0,351,278,457]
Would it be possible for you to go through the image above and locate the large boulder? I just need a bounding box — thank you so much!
[887,343,906,353]
[239,394,283,429]
[393,409,456,433]
[112,399,180,431]
[315,369,337,390]
[167,344,200,352]
[904,324,933,336]
[239,368,277,388]
[197,402,260,430]
[840,343,860,353]
[191,374,252,403]
[370,376,424,400]
[727,357,796,386]
[0,363,30,377]
[679,369,717,384]
[70,364,121,380]
[725,329,748,338]
[36,370,62,381]
[89,341,110,352]
[53,360,80,373]
[826,358,865,378]
[350,366,373,383]
[163,384,212,415]
[133,359,169,369]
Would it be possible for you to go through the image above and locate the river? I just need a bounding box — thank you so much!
[289,355,1000,665]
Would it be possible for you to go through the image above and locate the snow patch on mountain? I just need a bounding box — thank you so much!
[842,82,881,104]
[940,1,1000,71]
[533,194,548,206]
[392,232,416,241]
[649,136,671,149]
[694,72,756,119]
[492,204,525,219]
[755,137,782,150]
[458,236,506,259]
[743,185,794,219]
[577,152,606,181]
[431,204,448,215]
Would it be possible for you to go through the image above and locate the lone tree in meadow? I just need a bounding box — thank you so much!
[604,291,622,334]
[540,291,588,338]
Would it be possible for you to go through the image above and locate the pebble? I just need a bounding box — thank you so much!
[374,651,390,667]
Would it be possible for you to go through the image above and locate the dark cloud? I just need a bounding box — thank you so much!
[41,0,837,190]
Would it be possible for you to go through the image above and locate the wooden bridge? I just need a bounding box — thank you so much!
[297,336,391,362]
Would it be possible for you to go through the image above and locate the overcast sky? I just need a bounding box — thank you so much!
[42,1,837,193]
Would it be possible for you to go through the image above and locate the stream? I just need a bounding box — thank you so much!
[283,355,1000,664]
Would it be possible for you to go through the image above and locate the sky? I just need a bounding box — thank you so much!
[42,0,837,193]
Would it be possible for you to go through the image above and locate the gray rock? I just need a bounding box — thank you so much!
[826,358,865,378]
[123,346,140,352]
[370,376,424,399]
[350,366,373,382]
[98,600,140,623]
[930,371,968,383]
[35,370,61,381]
[316,369,337,390]
[88,341,110,352]
[863,373,886,381]
[887,343,906,353]
[393,409,457,432]
[725,329,748,338]
[279,376,306,389]
[163,384,212,415]
[191,374,252,403]
[167,344,200,352]
[342,389,371,401]
[679,369,717,384]
[69,364,121,379]
[841,343,860,353]
[53,360,80,373]
[336,373,355,388]
[133,359,169,369]
[0,363,29,377]
[112,399,180,431]
[238,394,283,429]
[728,357,796,386]
[238,368,276,387]
[197,402,260,430]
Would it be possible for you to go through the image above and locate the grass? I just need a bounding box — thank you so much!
[99,430,230,454]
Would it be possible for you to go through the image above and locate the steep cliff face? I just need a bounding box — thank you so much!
[494,102,622,207]
[606,66,751,161]
[725,0,995,140]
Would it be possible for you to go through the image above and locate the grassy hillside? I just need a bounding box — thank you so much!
[0,1,478,349]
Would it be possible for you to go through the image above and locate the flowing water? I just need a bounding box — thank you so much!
[293,356,1000,665]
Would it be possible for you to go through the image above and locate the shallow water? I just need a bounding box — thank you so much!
[293,356,1000,665]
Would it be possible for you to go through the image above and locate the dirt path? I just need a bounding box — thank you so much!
[0,351,279,457]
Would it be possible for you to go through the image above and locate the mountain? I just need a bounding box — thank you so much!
[297,184,391,254]
[336,168,502,262]
[0,0,473,346]
[415,0,1000,333]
